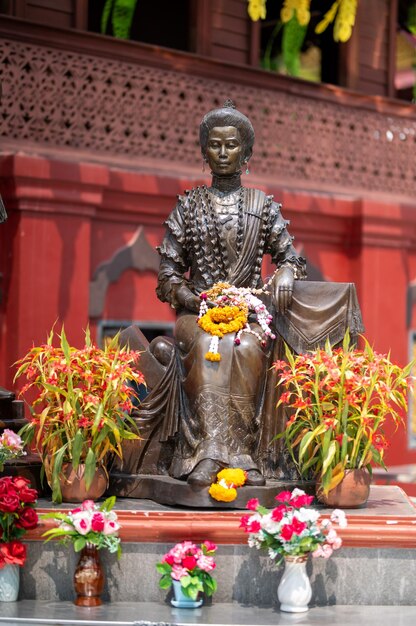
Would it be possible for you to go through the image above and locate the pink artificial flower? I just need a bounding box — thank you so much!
[203,540,217,553]
[0,429,22,449]
[331,536,343,550]
[91,512,105,533]
[321,544,333,559]
[72,514,91,535]
[171,565,189,581]
[163,553,175,566]
[196,554,216,572]
[81,500,96,511]
[312,545,324,558]
[275,491,292,503]
[103,520,120,535]
[239,515,251,531]
[246,498,259,511]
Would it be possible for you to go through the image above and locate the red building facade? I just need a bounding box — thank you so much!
[1,1,416,472]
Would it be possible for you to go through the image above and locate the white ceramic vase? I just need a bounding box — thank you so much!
[0,564,20,602]
[278,556,311,613]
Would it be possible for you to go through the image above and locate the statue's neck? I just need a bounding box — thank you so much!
[210,172,242,195]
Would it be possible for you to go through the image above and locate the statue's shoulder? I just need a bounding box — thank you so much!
[244,187,277,215]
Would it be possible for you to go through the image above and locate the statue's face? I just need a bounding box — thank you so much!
[205,126,243,176]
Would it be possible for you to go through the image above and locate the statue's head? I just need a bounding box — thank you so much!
[199,100,255,166]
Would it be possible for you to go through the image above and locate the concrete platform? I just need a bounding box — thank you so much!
[0,601,416,626]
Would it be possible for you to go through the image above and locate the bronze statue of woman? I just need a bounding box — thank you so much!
[119,100,307,490]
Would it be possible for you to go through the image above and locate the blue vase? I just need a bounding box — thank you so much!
[171,579,203,608]
[0,564,20,602]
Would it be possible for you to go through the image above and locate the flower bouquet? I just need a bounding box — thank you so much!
[0,476,38,600]
[240,488,347,613]
[157,540,217,604]
[14,327,143,502]
[274,332,412,498]
[41,496,121,556]
[0,430,26,472]
[240,488,346,562]
[42,496,120,606]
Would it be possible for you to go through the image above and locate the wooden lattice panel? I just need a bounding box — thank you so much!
[1,36,416,197]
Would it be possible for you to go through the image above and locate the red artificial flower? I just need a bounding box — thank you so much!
[271,506,286,522]
[16,506,38,530]
[291,494,314,508]
[18,485,38,504]
[182,556,197,570]
[164,554,175,566]
[0,541,27,567]
[0,477,15,497]
[247,519,261,533]
[91,512,105,533]
[0,494,20,513]
[239,515,250,531]
[246,498,259,511]
[291,517,307,535]
[275,491,292,503]
[280,524,294,541]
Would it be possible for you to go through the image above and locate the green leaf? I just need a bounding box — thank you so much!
[100,496,116,512]
[101,0,114,33]
[322,440,337,476]
[71,430,85,471]
[159,574,172,589]
[84,448,97,489]
[74,536,87,552]
[282,16,307,76]
[156,563,171,575]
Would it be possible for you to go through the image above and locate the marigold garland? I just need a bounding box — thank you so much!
[198,306,248,362]
[217,468,247,488]
[209,467,247,502]
[208,482,238,503]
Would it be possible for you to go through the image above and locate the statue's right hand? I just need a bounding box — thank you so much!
[175,285,201,313]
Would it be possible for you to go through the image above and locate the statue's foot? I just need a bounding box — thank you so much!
[187,460,221,487]
[245,469,266,486]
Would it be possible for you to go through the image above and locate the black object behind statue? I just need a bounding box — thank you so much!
[107,101,364,507]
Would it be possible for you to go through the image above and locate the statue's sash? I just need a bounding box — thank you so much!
[226,188,270,287]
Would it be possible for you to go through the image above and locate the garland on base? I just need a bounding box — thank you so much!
[198,283,275,362]
[208,468,247,502]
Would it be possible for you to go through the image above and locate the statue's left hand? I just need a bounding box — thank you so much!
[273,266,295,314]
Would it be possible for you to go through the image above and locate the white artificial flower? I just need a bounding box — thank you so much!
[331,509,348,528]
[296,507,320,523]
[290,488,306,498]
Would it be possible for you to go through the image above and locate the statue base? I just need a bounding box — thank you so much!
[108,472,315,508]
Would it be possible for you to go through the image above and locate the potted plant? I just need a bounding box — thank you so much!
[14,327,143,503]
[42,496,121,606]
[0,476,38,602]
[274,332,413,506]
[156,540,217,608]
[240,488,347,612]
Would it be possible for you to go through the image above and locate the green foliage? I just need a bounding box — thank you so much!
[282,16,308,76]
[101,0,139,39]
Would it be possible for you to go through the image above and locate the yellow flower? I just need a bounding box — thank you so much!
[198,306,247,338]
[281,6,294,23]
[281,0,311,26]
[205,351,221,362]
[334,0,357,42]
[217,468,247,488]
[247,0,266,22]
[209,482,238,502]
[315,0,340,35]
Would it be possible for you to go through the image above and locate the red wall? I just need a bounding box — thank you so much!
[1,153,416,474]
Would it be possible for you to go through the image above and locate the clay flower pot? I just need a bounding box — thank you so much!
[59,463,108,503]
[318,468,371,508]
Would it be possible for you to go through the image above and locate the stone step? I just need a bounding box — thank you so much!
[1,601,416,626]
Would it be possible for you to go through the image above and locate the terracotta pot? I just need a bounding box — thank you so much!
[60,463,108,503]
[317,468,371,508]
[73,543,104,607]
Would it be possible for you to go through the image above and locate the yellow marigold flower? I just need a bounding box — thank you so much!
[296,8,310,27]
[209,482,238,502]
[334,0,357,42]
[205,351,221,362]
[281,6,294,23]
[334,22,352,42]
[217,468,247,488]
[247,0,266,22]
